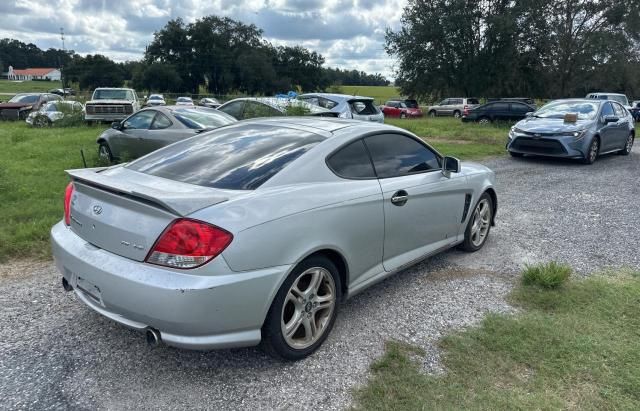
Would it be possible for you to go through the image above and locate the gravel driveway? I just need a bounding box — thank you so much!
[1,146,638,410]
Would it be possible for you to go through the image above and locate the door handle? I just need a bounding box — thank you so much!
[391,190,409,206]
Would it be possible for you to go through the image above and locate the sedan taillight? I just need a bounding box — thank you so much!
[463,105,469,116]
[145,218,233,269]
[64,182,74,226]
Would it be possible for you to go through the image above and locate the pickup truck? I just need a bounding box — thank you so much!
[85,88,141,122]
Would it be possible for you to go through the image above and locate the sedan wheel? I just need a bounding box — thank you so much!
[262,256,341,360]
[478,117,490,125]
[459,193,493,252]
[583,138,599,164]
[34,116,50,128]
[619,134,634,156]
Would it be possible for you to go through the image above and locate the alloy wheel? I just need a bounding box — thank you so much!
[589,139,599,163]
[281,267,336,350]
[470,199,491,247]
[625,135,634,154]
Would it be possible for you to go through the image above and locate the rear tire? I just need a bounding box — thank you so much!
[459,193,493,252]
[478,117,490,125]
[262,256,341,361]
[34,116,51,128]
[453,110,461,118]
[618,133,634,155]
[583,137,599,164]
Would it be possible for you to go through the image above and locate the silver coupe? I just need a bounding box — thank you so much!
[52,117,497,360]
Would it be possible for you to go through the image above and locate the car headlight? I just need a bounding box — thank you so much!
[509,127,523,139]
[571,130,587,140]
[20,105,33,111]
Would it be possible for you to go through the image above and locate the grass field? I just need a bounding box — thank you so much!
[0,117,507,260]
[0,79,63,96]
[339,85,402,104]
[354,267,640,410]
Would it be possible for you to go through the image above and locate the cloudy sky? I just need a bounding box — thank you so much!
[0,0,408,78]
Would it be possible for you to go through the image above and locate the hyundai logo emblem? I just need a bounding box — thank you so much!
[92,205,103,215]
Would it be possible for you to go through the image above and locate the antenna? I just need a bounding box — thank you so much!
[60,28,66,89]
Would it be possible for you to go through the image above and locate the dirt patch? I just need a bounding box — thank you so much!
[0,259,52,280]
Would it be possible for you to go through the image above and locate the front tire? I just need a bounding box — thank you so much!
[262,256,341,360]
[618,133,634,155]
[400,112,407,119]
[98,142,114,163]
[583,137,599,164]
[459,193,493,252]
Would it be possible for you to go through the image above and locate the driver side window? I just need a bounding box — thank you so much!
[124,110,156,130]
[364,134,441,178]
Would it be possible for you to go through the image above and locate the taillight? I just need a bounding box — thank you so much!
[145,218,233,269]
[463,105,469,116]
[64,182,74,226]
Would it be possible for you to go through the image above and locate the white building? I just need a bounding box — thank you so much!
[7,66,61,81]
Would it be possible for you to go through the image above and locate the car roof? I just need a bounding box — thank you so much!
[300,93,374,102]
[587,92,626,96]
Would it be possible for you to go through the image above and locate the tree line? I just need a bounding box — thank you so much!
[387,0,640,100]
[0,15,389,94]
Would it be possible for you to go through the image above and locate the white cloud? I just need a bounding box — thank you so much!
[0,0,407,78]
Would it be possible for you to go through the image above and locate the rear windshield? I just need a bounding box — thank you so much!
[9,94,39,104]
[126,124,324,190]
[404,100,419,108]
[467,98,480,105]
[350,100,379,115]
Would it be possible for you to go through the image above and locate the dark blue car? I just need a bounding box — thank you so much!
[507,99,635,164]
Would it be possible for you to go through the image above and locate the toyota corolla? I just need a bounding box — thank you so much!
[51,117,497,360]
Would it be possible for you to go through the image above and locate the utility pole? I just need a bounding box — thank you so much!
[60,27,65,89]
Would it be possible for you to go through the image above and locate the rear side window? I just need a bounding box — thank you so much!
[364,134,441,178]
[218,101,244,119]
[151,112,172,130]
[127,124,325,190]
[612,103,626,117]
[467,98,480,105]
[327,140,376,179]
[243,101,282,119]
[492,103,509,110]
[350,100,378,115]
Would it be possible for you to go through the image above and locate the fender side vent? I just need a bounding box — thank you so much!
[461,194,472,223]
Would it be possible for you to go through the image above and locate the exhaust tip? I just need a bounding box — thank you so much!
[145,328,161,347]
[62,277,73,292]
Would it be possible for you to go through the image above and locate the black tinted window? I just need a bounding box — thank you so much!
[601,102,614,116]
[492,103,509,110]
[219,101,244,119]
[510,103,530,112]
[127,124,324,190]
[467,98,480,105]
[364,134,441,178]
[327,140,375,179]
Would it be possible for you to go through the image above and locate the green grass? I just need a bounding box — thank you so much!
[0,122,100,260]
[522,261,572,289]
[339,85,402,105]
[353,270,640,410]
[0,79,62,96]
[387,117,510,159]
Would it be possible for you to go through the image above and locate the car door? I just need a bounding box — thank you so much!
[137,111,195,156]
[509,103,532,121]
[490,102,510,121]
[363,133,468,272]
[384,102,399,117]
[598,102,619,152]
[116,110,158,158]
[435,99,449,116]
[611,103,630,148]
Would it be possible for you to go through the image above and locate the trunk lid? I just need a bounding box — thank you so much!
[67,166,238,261]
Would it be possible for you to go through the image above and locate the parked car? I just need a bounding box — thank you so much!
[96,106,237,162]
[487,97,535,106]
[381,99,423,118]
[427,98,480,118]
[629,100,640,121]
[85,88,141,122]
[52,117,497,360]
[176,97,194,106]
[49,88,75,97]
[298,93,384,123]
[586,92,632,110]
[217,97,335,120]
[199,97,221,108]
[507,99,635,164]
[145,94,166,107]
[462,101,536,124]
[26,100,84,127]
[0,92,62,120]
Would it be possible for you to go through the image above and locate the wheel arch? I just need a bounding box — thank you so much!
[300,249,349,301]
[483,187,498,226]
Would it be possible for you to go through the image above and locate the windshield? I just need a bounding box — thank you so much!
[609,95,629,106]
[149,95,163,100]
[9,94,39,104]
[173,108,236,129]
[93,89,134,100]
[177,97,192,102]
[404,100,418,108]
[534,101,600,120]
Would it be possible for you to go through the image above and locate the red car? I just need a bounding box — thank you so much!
[381,99,423,118]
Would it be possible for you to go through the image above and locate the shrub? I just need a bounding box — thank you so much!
[522,261,572,289]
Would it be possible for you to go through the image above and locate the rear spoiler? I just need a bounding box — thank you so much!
[66,167,230,216]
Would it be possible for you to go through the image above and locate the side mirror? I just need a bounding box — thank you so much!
[111,121,121,129]
[442,156,461,176]
[603,115,619,123]
[525,112,533,117]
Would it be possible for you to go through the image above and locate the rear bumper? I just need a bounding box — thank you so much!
[51,222,289,350]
